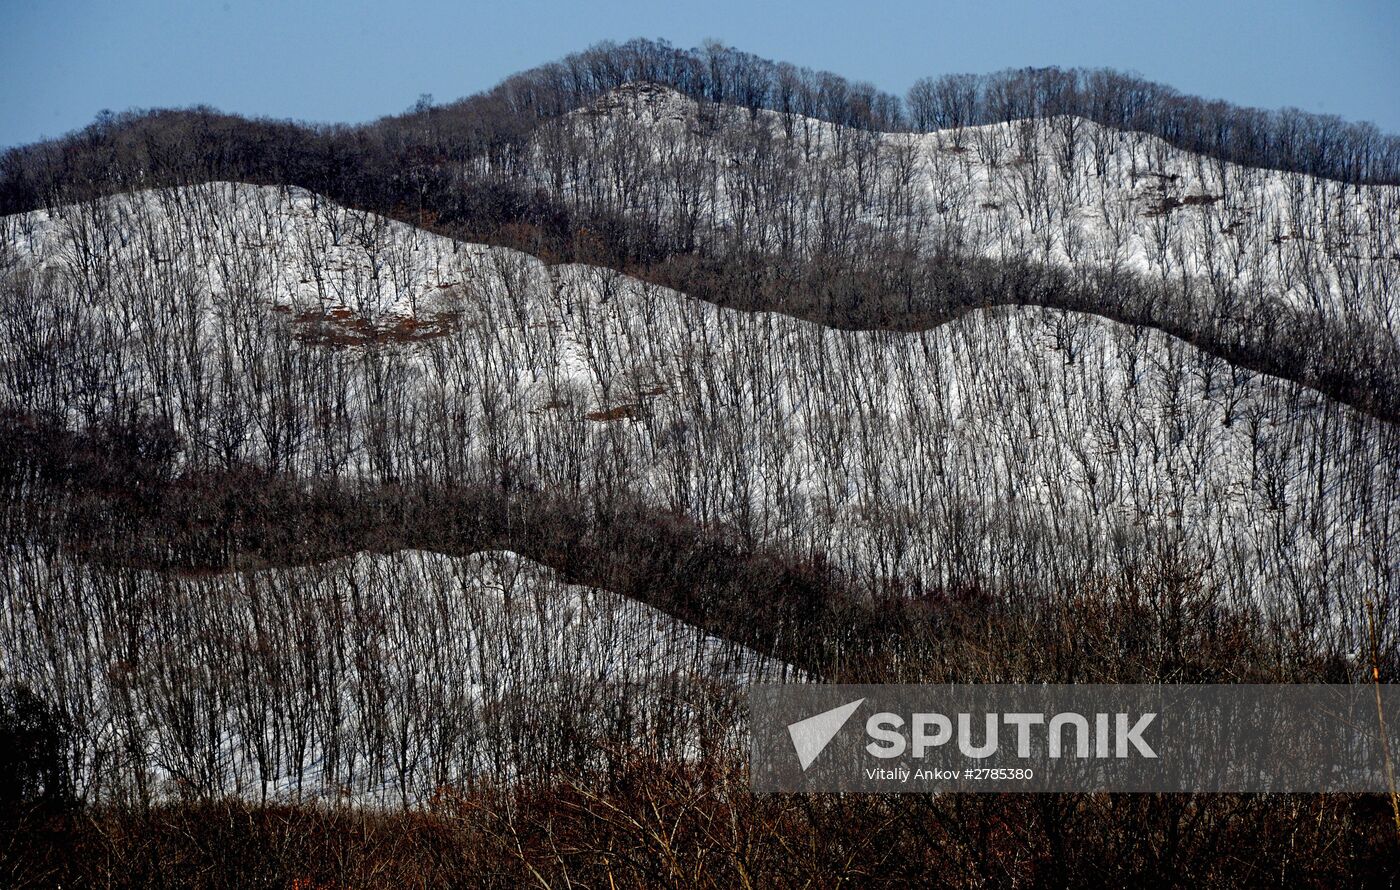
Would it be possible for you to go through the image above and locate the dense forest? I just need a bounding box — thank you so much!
[1,39,1397,887]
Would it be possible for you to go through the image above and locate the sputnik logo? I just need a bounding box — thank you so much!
[787,698,865,770]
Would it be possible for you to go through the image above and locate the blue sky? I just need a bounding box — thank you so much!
[2,0,1397,147]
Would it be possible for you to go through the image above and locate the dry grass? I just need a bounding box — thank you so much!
[288,307,463,347]
[6,760,1398,888]
[586,403,642,422]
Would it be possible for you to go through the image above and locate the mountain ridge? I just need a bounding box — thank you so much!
[5,181,1393,644]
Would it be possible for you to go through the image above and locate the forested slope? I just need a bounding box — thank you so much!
[2,40,1398,887]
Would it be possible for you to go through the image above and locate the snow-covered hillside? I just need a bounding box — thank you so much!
[2,182,1394,649]
[552,83,1400,329]
[0,547,781,804]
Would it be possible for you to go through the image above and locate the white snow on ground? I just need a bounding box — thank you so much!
[1,548,784,805]
[2,181,1394,646]
[553,83,1400,328]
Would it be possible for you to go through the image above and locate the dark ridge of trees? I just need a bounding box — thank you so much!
[7,150,1394,425]
[447,38,1400,183]
[0,411,1392,886]
[4,409,1325,687]
[642,248,1400,425]
[2,37,1397,224]
[2,44,1396,428]
[908,65,1400,184]
[2,178,1393,657]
